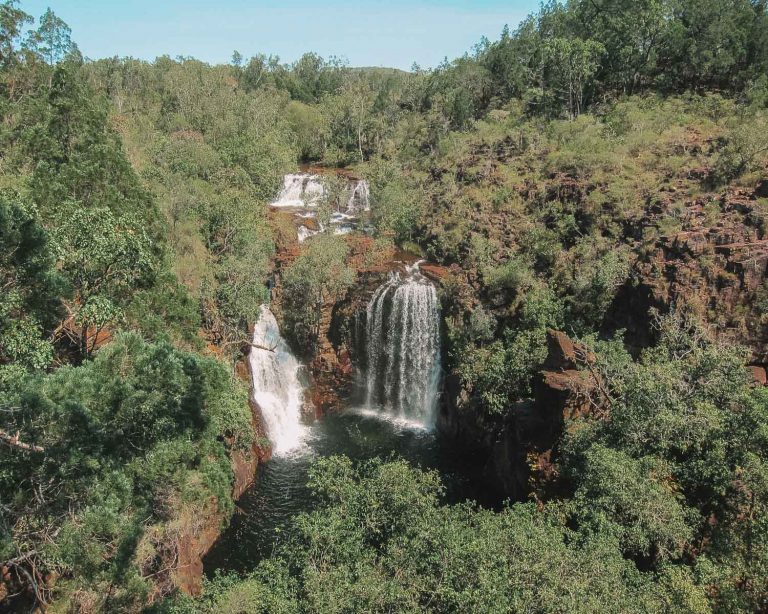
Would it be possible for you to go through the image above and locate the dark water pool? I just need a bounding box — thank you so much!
[203,408,501,575]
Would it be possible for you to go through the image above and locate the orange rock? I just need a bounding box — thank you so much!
[748,365,767,386]
[420,263,450,283]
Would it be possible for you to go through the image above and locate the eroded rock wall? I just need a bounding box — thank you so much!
[605,186,768,368]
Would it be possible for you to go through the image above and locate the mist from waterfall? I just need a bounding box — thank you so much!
[364,262,441,427]
[249,305,306,454]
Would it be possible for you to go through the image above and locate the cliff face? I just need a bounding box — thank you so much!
[439,329,599,501]
[232,351,271,496]
[604,184,768,375]
[438,373,531,500]
[433,150,768,496]
[164,348,268,598]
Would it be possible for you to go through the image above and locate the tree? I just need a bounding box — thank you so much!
[282,234,354,353]
[544,37,604,118]
[571,0,668,94]
[569,445,693,561]
[285,100,328,161]
[323,74,377,162]
[713,113,768,183]
[316,173,347,227]
[0,195,66,376]
[559,312,768,610]
[657,0,768,92]
[25,8,76,65]
[0,333,252,610]
[25,61,156,222]
[163,457,712,613]
[53,207,157,359]
[0,0,31,71]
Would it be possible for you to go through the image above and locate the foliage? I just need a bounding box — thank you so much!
[53,205,158,357]
[713,112,768,183]
[3,0,768,610]
[363,156,424,241]
[0,7,257,609]
[454,327,549,415]
[166,314,768,612]
[0,333,251,609]
[559,314,768,612]
[166,456,716,613]
[282,234,354,353]
[0,194,66,375]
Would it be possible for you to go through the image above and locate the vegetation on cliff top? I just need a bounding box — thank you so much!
[1,0,767,611]
[0,3,254,609]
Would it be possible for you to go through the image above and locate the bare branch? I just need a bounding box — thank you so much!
[0,429,44,453]
[246,342,277,353]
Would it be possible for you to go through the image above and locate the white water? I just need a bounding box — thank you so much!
[345,180,370,214]
[365,261,441,427]
[271,174,324,208]
[249,306,307,454]
[270,173,370,241]
[297,225,322,243]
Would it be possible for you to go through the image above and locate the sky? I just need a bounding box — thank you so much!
[18,0,539,70]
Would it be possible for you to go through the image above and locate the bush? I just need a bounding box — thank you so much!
[282,234,354,353]
[0,333,251,605]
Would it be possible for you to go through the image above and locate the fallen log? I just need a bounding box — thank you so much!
[247,342,277,353]
[0,429,44,453]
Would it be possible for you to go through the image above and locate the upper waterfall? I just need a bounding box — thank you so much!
[364,261,441,427]
[269,173,370,242]
[249,305,306,454]
[271,174,325,208]
[345,180,370,214]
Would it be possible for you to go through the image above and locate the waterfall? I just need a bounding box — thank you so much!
[364,262,441,427]
[271,174,324,208]
[272,174,369,213]
[345,180,370,214]
[271,173,370,242]
[249,305,306,454]
[297,225,320,243]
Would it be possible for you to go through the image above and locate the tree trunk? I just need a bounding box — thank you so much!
[0,429,44,452]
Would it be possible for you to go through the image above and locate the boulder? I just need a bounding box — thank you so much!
[534,330,600,441]
[542,329,595,372]
[748,365,768,386]
[420,263,451,283]
[755,179,768,198]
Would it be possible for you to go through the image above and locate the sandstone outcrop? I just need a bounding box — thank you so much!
[604,185,768,368]
[439,329,600,501]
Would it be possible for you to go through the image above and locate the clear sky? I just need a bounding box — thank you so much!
[18,1,539,70]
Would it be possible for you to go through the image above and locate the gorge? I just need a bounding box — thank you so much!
[2,2,768,609]
[204,243,498,574]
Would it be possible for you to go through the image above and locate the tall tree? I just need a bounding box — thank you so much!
[24,8,76,65]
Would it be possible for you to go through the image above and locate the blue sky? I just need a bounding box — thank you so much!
[18,1,539,70]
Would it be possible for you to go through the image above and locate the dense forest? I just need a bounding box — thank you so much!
[1,0,768,612]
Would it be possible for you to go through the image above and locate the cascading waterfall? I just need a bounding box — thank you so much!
[271,174,324,208]
[269,173,369,242]
[364,261,441,427]
[345,180,370,214]
[249,305,306,454]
